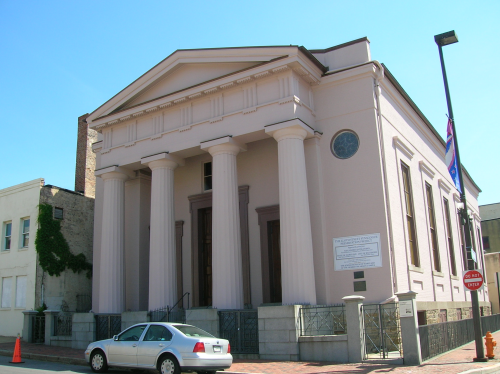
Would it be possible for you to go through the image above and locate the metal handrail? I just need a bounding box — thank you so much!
[170,292,190,311]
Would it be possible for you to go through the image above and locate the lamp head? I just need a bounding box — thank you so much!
[435,30,458,46]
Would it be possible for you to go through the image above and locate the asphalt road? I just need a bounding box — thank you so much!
[0,355,204,374]
[0,355,148,374]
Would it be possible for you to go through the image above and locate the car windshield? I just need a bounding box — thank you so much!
[172,324,214,338]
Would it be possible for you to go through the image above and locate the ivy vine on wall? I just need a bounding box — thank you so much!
[35,203,92,279]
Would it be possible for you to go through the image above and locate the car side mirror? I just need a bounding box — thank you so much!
[113,335,118,341]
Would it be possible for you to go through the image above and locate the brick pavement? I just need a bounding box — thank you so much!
[0,332,500,374]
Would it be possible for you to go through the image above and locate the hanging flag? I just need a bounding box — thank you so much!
[445,118,462,192]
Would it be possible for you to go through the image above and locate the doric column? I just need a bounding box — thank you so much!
[141,153,183,310]
[265,120,317,305]
[95,166,132,313]
[201,136,246,309]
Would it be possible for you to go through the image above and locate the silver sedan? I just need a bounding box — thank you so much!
[84,322,232,374]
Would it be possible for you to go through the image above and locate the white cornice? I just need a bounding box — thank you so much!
[438,178,452,194]
[88,50,324,131]
[419,161,435,179]
[0,178,44,197]
[393,136,414,160]
[87,47,300,124]
[90,58,321,132]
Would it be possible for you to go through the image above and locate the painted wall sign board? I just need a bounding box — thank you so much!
[463,269,484,291]
[333,233,382,271]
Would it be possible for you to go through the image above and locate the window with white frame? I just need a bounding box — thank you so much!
[203,162,212,191]
[21,218,30,248]
[3,222,12,251]
[1,277,12,308]
[15,276,27,308]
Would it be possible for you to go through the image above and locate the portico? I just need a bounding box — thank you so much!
[87,41,333,313]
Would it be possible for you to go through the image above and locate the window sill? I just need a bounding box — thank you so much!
[408,265,424,273]
[433,270,444,277]
[1,250,10,254]
[451,275,459,281]
[0,308,12,311]
[18,247,29,252]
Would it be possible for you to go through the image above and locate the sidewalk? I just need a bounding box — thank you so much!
[1,332,500,374]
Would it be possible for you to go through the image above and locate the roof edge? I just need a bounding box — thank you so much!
[309,37,370,54]
[382,63,481,193]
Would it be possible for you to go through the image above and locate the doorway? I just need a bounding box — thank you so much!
[199,207,212,307]
[256,205,282,304]
[267,220,282,303]
[188,186,250,308]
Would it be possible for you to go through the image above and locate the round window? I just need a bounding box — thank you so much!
[331,130,359,159]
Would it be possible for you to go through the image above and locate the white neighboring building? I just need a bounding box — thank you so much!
[0,179,94,337]
[87,37,488,323]
[0,179,41,337]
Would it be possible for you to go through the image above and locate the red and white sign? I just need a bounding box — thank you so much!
[463,269,484,291]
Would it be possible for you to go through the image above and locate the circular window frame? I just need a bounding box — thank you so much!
[330,130,360,159]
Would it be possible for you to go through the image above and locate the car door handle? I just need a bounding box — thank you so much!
[158,344,164,347]
[132,344,137,347]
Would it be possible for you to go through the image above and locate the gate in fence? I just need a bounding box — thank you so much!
[32,316,45,343]
[95,314,122,341]
[362,302,402,360]
[218,310,259,354]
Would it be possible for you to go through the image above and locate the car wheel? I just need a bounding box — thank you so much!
[90,350,108,373]
[158,354,180,374]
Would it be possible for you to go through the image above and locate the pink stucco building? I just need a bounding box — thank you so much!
[87,37,488,324]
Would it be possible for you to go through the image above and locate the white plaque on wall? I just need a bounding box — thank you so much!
[399,300,414,317]
[333,233,382,271]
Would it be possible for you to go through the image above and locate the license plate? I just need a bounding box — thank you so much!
[213,346,221,353]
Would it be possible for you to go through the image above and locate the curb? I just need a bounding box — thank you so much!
[0,349,87,366]
[459,363,500,374]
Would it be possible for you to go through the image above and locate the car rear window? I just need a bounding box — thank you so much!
[172,325,214,338]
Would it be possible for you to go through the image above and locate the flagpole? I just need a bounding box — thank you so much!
[435,30,486,362]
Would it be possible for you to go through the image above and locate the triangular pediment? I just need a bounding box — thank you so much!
[87,45,325,127]
[115,61,262,112]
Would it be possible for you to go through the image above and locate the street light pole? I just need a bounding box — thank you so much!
[434,30,486,362]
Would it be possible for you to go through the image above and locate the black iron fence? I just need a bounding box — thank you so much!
[54,314,73,336]
[420,313,500,361]
[95,314,122,341]
[480,313,500,335]
[149,292,189,323]
[218,310,259,354]
[32,316,45,343]
[150,307,186,323]
[299,304,346,336]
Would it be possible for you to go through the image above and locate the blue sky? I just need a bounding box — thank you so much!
[1,1,498,205]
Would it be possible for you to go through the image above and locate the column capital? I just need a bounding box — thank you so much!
[201,136,247,157]
[265,119,315,142]
[342,295,366,304]
[22,310,38,315]
[141,152,184,170]
[395,290,418,300]
[95,165,134,180]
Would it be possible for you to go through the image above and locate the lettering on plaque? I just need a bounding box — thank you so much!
[333,233,382,271]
